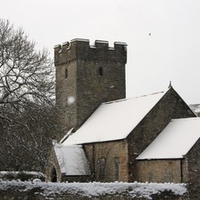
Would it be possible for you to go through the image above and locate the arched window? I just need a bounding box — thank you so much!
[98,67,103,76]
[99,158,106,181]
[51,166,57,182]
[148,172,153,182]
[166,168,172,182]
[114,157,120,180]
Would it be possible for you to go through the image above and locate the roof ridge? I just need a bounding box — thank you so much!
[171,117,199,122]
[102,90,165,105]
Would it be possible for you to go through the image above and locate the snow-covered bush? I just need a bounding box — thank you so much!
[0,171,44,181]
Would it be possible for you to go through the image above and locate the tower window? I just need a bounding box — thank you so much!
[98,67,103,76]
[65,69,68,79]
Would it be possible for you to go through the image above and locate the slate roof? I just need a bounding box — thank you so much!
[136,117,200,160]
[62,90,167,145]
[54,144,90,175]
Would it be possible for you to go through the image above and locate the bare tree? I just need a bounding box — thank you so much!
[0,19,54,116]
[0,103,62,171]
[0,19,59,172]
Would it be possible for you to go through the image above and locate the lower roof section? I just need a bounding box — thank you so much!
[54,144,90,176]
[136,117,200,160]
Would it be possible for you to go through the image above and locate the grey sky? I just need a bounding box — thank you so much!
[1,0,200,104]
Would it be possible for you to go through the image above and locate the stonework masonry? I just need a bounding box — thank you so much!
[45,147,62,182]
[135,137,200,184]
[55,39,127,137]
[185,138,200,183]
[137,160,182,183]
[46,38,199,185]
[84,140,129,182]
[126,87,195,182]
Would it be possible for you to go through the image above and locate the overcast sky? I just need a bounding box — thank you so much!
[1,0,200,104]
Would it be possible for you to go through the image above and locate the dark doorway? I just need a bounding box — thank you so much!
[51,166,57,182]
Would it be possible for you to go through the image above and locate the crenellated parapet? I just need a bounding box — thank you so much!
[54,38,127,66]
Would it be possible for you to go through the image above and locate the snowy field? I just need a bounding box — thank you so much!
[0,181,187,199]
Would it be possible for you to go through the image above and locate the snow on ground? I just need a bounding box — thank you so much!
[0,181,187,199]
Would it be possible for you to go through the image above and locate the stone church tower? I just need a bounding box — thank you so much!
[54,39,127,135]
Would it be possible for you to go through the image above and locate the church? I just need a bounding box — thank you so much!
[45,38,200,183]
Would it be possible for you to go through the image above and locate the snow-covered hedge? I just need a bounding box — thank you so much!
[0,181,187,199]
[0,171,44,181]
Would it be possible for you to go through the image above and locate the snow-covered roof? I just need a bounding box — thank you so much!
[137,117,200,160]
[190,104,200,114]
[63,90,166,145]
[54,144,90,176]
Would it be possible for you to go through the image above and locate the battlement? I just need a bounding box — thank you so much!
[54,38,127,66]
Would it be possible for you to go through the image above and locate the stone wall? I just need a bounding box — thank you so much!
[84,140,129,182]
[55,39,127,133]
[127,87,195,182]
[46,38,127,182]
[46,140,129,183]
[45,147,62,182]
[185,138,200,183]
[137,160,182,183]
